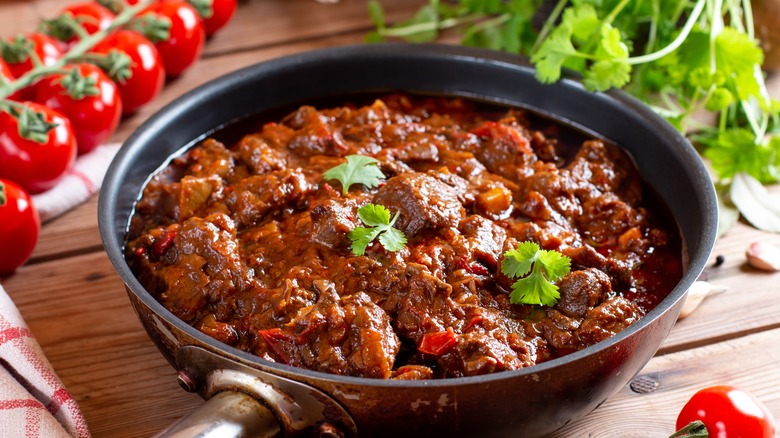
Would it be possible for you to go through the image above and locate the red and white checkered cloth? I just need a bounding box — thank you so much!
[1,143,121,437]
[0,286,90,438]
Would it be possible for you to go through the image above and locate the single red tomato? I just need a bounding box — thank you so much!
[202,0,237,37]
[143,0,205,77]
[2,33,63,100]
[0,102,77,194]
[92,30,165,115]
[34,63,122,155]
[676,385,777,438]
[2,33,63,80]
[56,3,116,47]
[0,59,22,101]
[0,178,40,276]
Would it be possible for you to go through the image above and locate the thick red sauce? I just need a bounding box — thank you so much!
[126,94,682,379]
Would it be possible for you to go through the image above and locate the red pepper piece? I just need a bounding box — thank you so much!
[257,328,294,364]
[152,228,177,258]
[418,327,458,356]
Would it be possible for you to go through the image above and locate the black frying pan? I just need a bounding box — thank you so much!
[98,43,717,437]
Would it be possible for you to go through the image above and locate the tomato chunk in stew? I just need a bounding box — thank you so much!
[126,94,682,379]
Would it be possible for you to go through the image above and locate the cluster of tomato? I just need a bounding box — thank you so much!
[0,0,237,275]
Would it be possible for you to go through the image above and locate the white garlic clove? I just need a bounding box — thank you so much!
[746,241,780,272]
[678,281,728,319]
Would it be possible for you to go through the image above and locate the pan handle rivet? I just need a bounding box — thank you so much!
[177,369,199,393]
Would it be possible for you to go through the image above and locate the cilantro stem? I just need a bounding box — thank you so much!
[378,14,484,38]
[626,0,706,65]
[645,0,660,55]
[530,0,568,54]
[741,0,754,39]
[604,0,632,25]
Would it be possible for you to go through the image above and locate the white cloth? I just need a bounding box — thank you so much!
[31,143,121,223]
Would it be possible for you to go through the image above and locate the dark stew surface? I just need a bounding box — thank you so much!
[126,94,682,380]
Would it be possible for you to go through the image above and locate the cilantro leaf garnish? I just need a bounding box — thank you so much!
[323,155,385,195]
[348,203,407,256]
[501,242,571,307]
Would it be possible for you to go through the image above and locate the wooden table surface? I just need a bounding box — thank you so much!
[1,1,779,437]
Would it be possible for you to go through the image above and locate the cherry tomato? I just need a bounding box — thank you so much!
[676,385,777,438]
[0,179,41,275]
[202,0,237,37]
[2,33,63,100]
[56,3,116,48]
[0,178,40,276]
[143,0,205,77]
[0,59,22,101]
[34,63,122,155]
[92,30,165,115]
[0,102,77,194]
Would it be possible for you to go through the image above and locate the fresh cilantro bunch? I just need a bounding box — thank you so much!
[368,0,780,233]
[501,241,571,306]
[349,203,407,256]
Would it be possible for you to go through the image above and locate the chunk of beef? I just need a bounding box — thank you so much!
[225,169,316,227]
[471,121,536,181]
[183,138,232,178]
[234,134,287,175]
[284,105,348,156]
[154,213,249,322]
[566,140,642,205]
[435,330,535,377]
[555,268,612,318]
[177,175,223,220]
[309,198,358,249]
[264,287,400,379]
[579,193,642,245]
[458,215,507,269]
[374,173,465,237]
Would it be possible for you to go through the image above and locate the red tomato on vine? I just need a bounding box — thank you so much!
[203,0,237,37]
[55,3,116,48]
[676,385,777,438]
[0,178,40,276]
[34,63,122,155]
[0,102,77,194]
[1,33,63,100]
[142,0,206,78]
[92,30,165,115]
[0,59,21,101]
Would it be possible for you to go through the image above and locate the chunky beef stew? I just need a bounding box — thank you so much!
[126,94,682,379]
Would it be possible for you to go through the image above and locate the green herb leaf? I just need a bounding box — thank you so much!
[323,155,385,195]
[501,242,571,306]
[348,204,407,256]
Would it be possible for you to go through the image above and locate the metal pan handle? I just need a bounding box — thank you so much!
[154,390,281,438]
[155,345,357,438]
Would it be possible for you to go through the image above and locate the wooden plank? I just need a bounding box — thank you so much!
[662,220,780,353]
[551,327,780,436]
[201,0,427,57]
